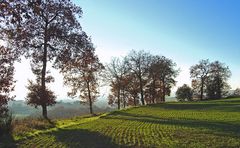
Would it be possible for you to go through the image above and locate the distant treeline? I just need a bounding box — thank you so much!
[9,100,113,119]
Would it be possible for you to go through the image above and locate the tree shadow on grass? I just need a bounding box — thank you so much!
[49,128,124,148]
[149,103,240,112]
[103,112,240,137]
[0,134,17,148]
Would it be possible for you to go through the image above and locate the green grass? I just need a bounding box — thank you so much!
[2,98,240,148]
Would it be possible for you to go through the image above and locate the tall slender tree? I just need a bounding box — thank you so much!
[105,57,128,109]
[1,0,88,118]
[59,43,104,115]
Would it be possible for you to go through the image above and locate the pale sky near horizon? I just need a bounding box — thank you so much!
[12,0,240,100]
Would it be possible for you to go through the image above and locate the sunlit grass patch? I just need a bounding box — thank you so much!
[3,98,240,147]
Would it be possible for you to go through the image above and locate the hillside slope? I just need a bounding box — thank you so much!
[3,98,240,148]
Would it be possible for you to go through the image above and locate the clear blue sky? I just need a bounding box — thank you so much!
[13,0,240,100]
[75,0,240,87]
[76,0,240,61]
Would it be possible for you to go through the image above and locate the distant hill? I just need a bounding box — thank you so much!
[8,100,114,119]
[9,96,176,119]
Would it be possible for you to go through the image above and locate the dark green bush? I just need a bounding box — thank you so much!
[0,112,14,136]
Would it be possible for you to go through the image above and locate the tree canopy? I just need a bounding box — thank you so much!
[206,61,231,99]
[60,42,104,114]
[1,0,90,118]
[176,84,193,101]
[190,60,231,100]
[0,46,15,117]
[105,50,178,108]
[190,59,210,100]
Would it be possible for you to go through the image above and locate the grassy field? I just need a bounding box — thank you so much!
[1,98,240,148]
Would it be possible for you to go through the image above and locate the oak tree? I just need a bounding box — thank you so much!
[60,43,104,114]
[147,55,178,103]
[206,61,231,99]
[1,0,88,118]
[124,74,140,106]
[125,50,151,105]
[190,59,210,100]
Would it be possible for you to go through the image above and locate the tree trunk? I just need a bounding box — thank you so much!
[87,81,93,114]
[42,104,47,119]
[152,97,155,104]
[216,77,222,99]
[200,78,204,100]
[41,23,48,119]
[123,90,126,108]
[162,79,166,102]
[139,76,145,105]
[152,79,156,104]
[117,88,120,110]
[133,96,137,106]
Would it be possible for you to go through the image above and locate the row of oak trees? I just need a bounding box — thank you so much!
[0,0,232,119]
[105,50,178,109]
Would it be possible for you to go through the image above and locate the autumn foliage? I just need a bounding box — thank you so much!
[0,46,15,117]
[1,0,89,118]
[106,50,179,109]
[59,42,104,114]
